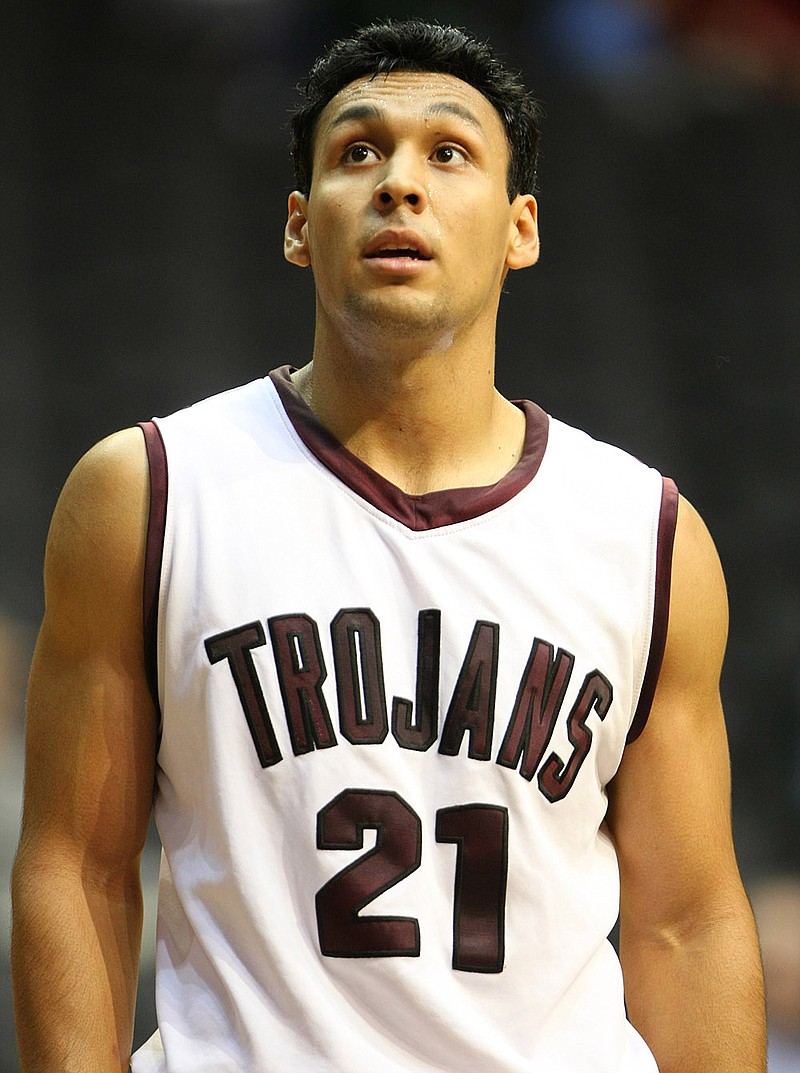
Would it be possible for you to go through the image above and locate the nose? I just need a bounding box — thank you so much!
[372,150,428,214]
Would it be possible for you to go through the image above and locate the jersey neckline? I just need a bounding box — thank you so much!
[269,365,549,531]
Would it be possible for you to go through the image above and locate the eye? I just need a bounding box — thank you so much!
[342,144,377,165]
[432,144,467,165]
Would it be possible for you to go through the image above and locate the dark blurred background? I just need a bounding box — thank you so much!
[2,1,799,1068]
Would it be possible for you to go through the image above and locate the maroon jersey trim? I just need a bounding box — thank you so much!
[626,476,680,744]
[269,366,549,531]
[139,419,167,725]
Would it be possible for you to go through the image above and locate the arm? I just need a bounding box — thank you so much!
[11,427,157,1073]
[607,495,766,1073]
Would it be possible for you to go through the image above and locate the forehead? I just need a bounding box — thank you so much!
[315,70,508,148]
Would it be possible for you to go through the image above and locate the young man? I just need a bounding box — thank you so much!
[11,19,765,1073]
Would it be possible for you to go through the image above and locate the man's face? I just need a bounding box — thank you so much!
[284,71,538,349]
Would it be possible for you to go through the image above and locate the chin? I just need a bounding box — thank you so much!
[342,291,453,339]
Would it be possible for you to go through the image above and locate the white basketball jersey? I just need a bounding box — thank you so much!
[131,366,677,1073]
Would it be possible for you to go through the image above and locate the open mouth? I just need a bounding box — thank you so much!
[364,232,434,262]
[366,247,430,261]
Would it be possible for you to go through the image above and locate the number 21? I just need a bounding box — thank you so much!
[315,788,508,973]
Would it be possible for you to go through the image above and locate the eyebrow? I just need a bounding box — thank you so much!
[424,101,485,132]
[326,103,383,131]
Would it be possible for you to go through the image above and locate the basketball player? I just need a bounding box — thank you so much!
[11,19,766,1073]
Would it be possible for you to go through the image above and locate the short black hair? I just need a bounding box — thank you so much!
[290,19,542,201]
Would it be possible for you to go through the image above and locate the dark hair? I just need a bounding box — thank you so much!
[290,19,542,201]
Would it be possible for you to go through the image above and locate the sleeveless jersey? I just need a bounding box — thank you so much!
[131,366,677,1073]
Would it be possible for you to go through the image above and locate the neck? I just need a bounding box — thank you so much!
[293,319,525,495]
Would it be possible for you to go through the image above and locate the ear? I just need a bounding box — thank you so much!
[284,191,311,267]
[505,194,540,271]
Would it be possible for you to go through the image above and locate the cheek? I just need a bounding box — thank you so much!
[442,184,510,239]
[451,209,512,267]
[306,196,353,262]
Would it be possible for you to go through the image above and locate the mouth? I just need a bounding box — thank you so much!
[366,247,429,261]
[364,232,433,262]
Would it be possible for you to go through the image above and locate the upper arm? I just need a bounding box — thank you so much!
[607,494,743,933]
[18,427,157,882]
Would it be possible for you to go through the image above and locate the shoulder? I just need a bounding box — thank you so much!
[152,377,298,492]
[671,494,726,595]
[544,415,665,499]
[615,492,727,786]
[663,494,728,690]
[154,376,276,436]
[49,427,148,549]
[44,428,150,640]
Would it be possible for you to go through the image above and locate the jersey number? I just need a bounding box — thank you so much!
[315,789,508,973]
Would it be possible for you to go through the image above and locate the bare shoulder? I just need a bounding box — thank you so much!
[657,492,728,709]
[47,426,149,559]
[669,493,728,634]
[43,427,150,637]
[612,492,730,791]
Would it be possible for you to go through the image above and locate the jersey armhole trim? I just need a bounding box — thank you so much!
[139,420,167,734]
[626,476,679,744]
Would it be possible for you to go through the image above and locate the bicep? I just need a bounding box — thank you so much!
[607,495,741,931]
[19,428,157,880]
